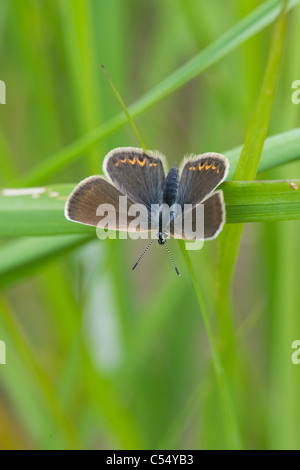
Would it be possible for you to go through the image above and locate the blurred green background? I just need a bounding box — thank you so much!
[0,0,300,450]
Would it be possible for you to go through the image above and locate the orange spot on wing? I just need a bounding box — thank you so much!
[149,162,158,167]
[198,162,205,171]
[120,158,127,163]
[212,165,216,170]
[115,161,119,166]
[205,163,212,170]
[189,166,196,171]
[128,157,136,165]
[138,158,146,167]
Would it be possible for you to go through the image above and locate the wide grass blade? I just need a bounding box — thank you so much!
[0,180,299,237]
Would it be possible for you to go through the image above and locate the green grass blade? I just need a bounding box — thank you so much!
[179,242,242,449]
[213,2,289,447]
[101,65,147,153]
[0,181,299,237]
[217,0,289,318]
[223,180,300,222]
[234,11,288,180]
[225,127,300,179]
[13,0,300,187]
[158,381,209,450]
[0,295,78,448]
[58,0,102,174]
[0,128,17,184]
[10,0,62,153]
[0,235,92,287]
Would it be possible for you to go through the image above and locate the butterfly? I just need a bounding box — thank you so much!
[65,147,229,275]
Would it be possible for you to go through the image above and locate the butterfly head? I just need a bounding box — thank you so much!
[157,230,168,245]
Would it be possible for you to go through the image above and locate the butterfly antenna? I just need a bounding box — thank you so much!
[164,241,180,276]
[132,240,154,271]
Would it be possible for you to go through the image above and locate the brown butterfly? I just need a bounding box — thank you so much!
[65,147,229,275]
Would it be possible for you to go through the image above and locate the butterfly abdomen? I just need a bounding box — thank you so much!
[162,164,179,206]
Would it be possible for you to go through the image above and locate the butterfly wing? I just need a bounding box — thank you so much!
[170,153,228,240]
[176,152,229,207]
[170,190,225,240]
[103,147,167,210]
[65,175,150,232]
[201,190,226,239]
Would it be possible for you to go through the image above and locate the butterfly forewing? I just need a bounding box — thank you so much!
[176,152,229,207]
[104,147,167,209]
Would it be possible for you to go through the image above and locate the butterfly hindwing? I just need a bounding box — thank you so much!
[176,152,229,207]
[202,190,226,239]
[64,175,150,232]
[170,190,225,240]
[103,147,167,209]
